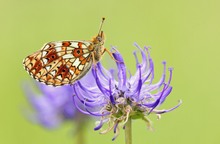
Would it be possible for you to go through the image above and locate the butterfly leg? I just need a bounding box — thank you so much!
[91,52,98,68]
[102,48,122,63]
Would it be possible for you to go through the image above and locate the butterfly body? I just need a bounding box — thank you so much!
[23,18,106,86]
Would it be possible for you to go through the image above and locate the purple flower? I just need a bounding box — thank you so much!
[73,43,181,140]
[23,82,81,129]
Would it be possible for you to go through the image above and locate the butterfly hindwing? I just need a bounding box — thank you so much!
[23,41,93,86]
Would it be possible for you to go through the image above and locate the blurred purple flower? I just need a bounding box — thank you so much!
[23,82,81,129]
[73,43,181,140]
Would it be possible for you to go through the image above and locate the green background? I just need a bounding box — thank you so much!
[0,0,219,144]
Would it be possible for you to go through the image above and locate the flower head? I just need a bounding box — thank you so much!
[23,82,81,129]
[73,43,181,140]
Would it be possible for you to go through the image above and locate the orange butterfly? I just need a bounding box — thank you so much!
[23,18,111,86]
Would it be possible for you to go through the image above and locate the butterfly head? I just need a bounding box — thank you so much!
[94,30,105,45]
[92,17,105,46]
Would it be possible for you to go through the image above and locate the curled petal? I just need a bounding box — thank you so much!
[153,100,182,114]
[72,96,90,115]
[85,107,110,117]
[92,66,110,97]
[145,61,166,91]
[94,120,104,131]
[134,43,148,73]
[109,79,116,104]
[112,47,127,90]
[112,123,120,141]
[126,64,142,100]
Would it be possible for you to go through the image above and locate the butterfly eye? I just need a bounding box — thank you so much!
[96,36,102,42]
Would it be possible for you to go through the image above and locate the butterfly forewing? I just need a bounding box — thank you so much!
[23,41,94,86]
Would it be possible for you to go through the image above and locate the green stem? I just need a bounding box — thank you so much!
[75,115,87,144]
[125,117,132,144]
[76,126,85,144]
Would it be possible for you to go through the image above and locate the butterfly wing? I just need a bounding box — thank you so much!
[23,41,93,86]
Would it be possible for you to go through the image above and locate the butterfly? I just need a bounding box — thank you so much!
[23,18,111,86]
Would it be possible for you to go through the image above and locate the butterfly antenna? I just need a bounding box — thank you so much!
[98,17,105,35]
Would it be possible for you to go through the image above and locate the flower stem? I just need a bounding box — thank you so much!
[76,126,85,144]
[125,117,132,144]
[75,115,87,144]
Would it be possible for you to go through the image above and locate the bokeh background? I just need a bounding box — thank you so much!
[1,0,219,144]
